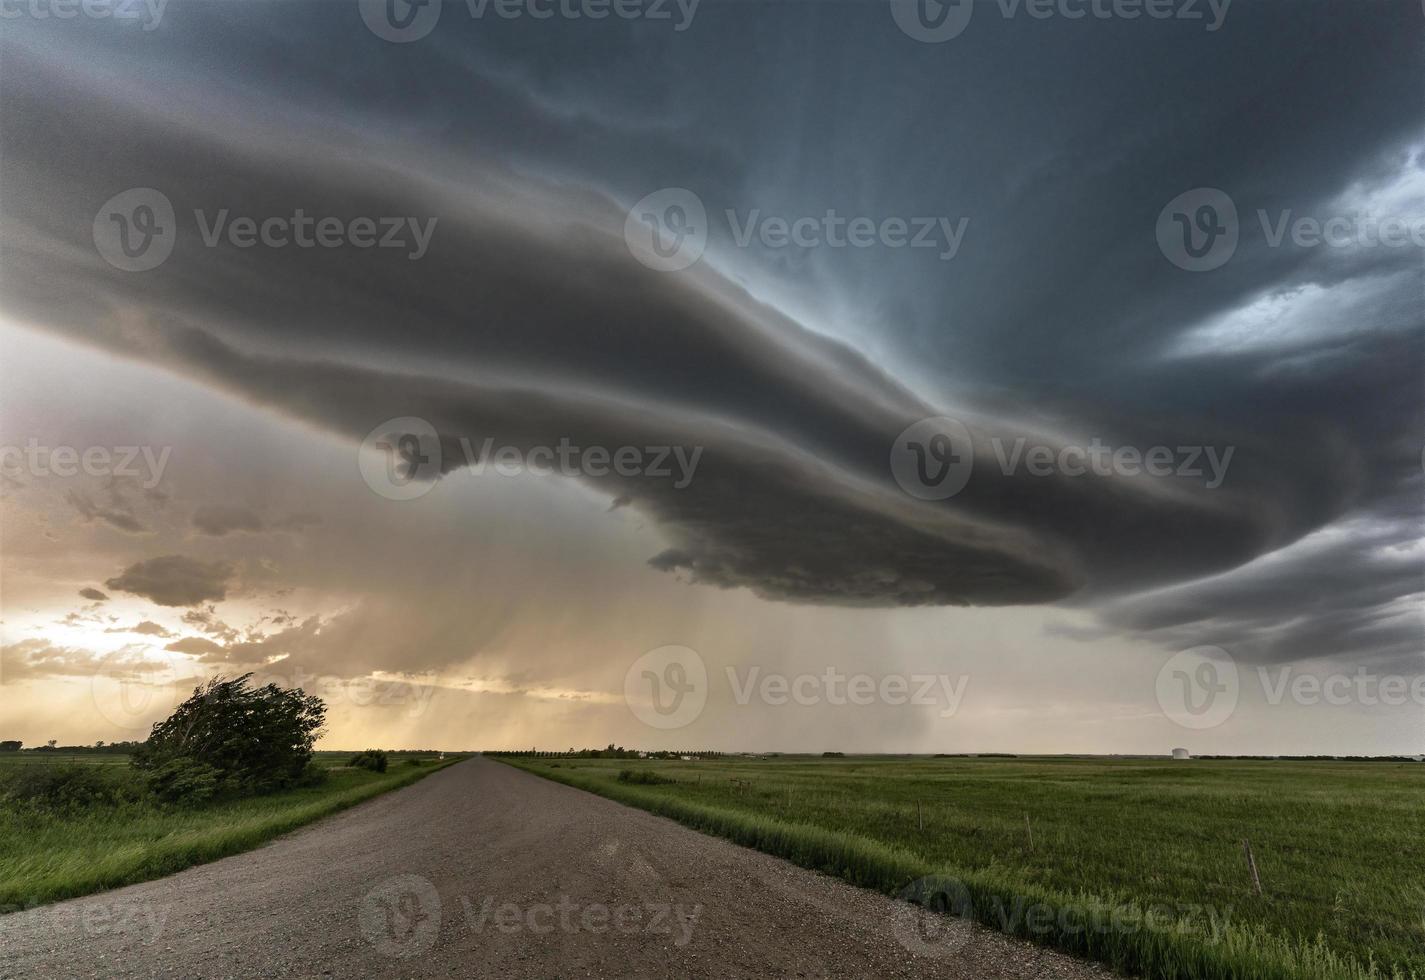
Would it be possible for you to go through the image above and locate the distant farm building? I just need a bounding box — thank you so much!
[1171,748,1191,760]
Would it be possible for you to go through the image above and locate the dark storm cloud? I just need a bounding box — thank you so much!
[78,588,109,601]
[0,33,1269,608]
[0,3,1420,661]
[1091,490,1425,667]
[104,555,236,607]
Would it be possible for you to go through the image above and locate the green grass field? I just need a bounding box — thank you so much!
[0,750,463,910]
[501,755,1424,980]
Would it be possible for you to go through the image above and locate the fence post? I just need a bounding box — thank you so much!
[1242,838,1262,895]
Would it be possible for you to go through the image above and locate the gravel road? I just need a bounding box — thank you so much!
[1,756,1115,979]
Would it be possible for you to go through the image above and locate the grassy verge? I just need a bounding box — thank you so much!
[498,756,1422,980]
[0,755,463,910]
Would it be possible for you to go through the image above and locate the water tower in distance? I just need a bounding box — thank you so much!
[1171,747,1191,760]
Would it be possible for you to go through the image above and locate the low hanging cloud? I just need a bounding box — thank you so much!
[105,620,175,638]
[181,606,241,643]
[164,636,227,658]
[1088,494,1425,667]
[164,616,329,671]
[0,639,167,682]
[66,488,150,535]
[104,556,236,608]
[78,588,109,602]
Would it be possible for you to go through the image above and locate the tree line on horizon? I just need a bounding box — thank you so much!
[487,746,729,759]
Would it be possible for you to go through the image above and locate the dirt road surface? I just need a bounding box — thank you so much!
[0,756,1115,979]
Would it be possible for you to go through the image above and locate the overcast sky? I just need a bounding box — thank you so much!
[1,0,1421,754]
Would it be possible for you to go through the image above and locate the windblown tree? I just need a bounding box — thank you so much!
[133,674,326,801]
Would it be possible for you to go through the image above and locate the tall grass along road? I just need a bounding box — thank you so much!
[500,755,1423,980]
[0,752,459,910]
[1,756,1110,979]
